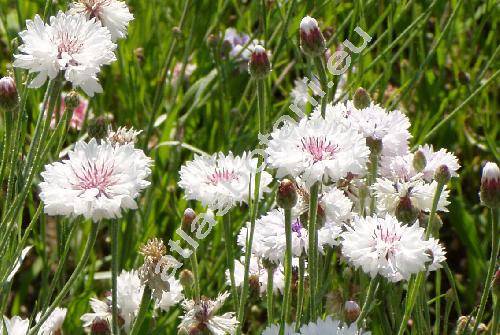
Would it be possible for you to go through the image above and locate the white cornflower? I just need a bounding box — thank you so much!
[262,323,298,335]
[238,209,342,263]
[156,277,184,312]
[379,153,416,181]
[266,113,369,186]
[36,307,67,335]
[373,177,450,214]
[417,144,460,182]
[290,77,322,110]
[425,238,446,272]
[69,0,134,41]
[80,298,111,333]
[341,214,431,282]
[13,12,117,96]
[348,102,411,157]
[179,152,272,212]
[178,292,238,335]
[226,255,285,295]
[1,316,29,335]
[115,270,143,331]
[39,138,152,222]
[107,126,142,146]
[299,316,371,335]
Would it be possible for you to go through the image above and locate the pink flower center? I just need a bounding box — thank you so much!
[373,224,402,259]
[207,168,239,185]
[73,160,115,196]
[300,136,339,162]
[80,0,111,19]
[54,32,83,61]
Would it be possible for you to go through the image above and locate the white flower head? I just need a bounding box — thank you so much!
[380,153,416,181]
[226,255,285,295]
[262,323,298,335]
[156,277,184,312]
[290,77,323,110]
[179,152,272,212]
[299,316,371,335]
[425,238,446,272]
[1,316,29,335]
[348,101,411,157]
[238,209,341,263]
[13,12,117,96]
[179,291,238,335]
[107,126,142,146]
[417,144,460,182]
[80,298,111,333]
[39,139,152,222]
[70,0,134,41]
[341,214,431,282]
[36,307,67,335]
[115,270,144,331]
[373,177,450,214]
[266,114,369,187]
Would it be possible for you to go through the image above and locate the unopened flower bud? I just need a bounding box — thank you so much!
[248,45,271,79]
[134,47,145,64]
[413,150,427,173]
[277,178,298,209]
[366,137,383,156]
[221,40,232,57]
[0,76,19,110]
[90,318,111,334]
[434,165,451,184]
[64,91,80,111]
[88,116,108,140]
[395,196,419,224]
[299,16,326,57]
[182,208,197,231]
[480,162,500,208]
[353,87,370,109]
[179,269,194,288]
[207,34,219,49]
[344,300,360,322]
[172,26,183,39]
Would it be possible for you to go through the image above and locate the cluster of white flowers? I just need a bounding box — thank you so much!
[14,0,133,96]
[1,308,67,335]
[263,316,371,335]
[81,269,184,333]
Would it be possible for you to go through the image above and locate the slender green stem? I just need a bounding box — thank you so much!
[295,256,305,331]
[28,221,99,335]
[397,181,446,335]
[236,78,266,334]
[111,220,120,335]
[471,208,499,335]
[129,286,152,335]
[280,207,293,331]
[307,182,320,321]
[313,56,329,117]
[223,213,238,310]
[42,221,78,310]
[443,262,462,315]
[442,294,452,335]
[190,249,201,302]
[266,267,274,325]
[357,275,380,327]
[434,269,442,335]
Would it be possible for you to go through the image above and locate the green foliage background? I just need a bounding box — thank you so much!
[0,0,498,333]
